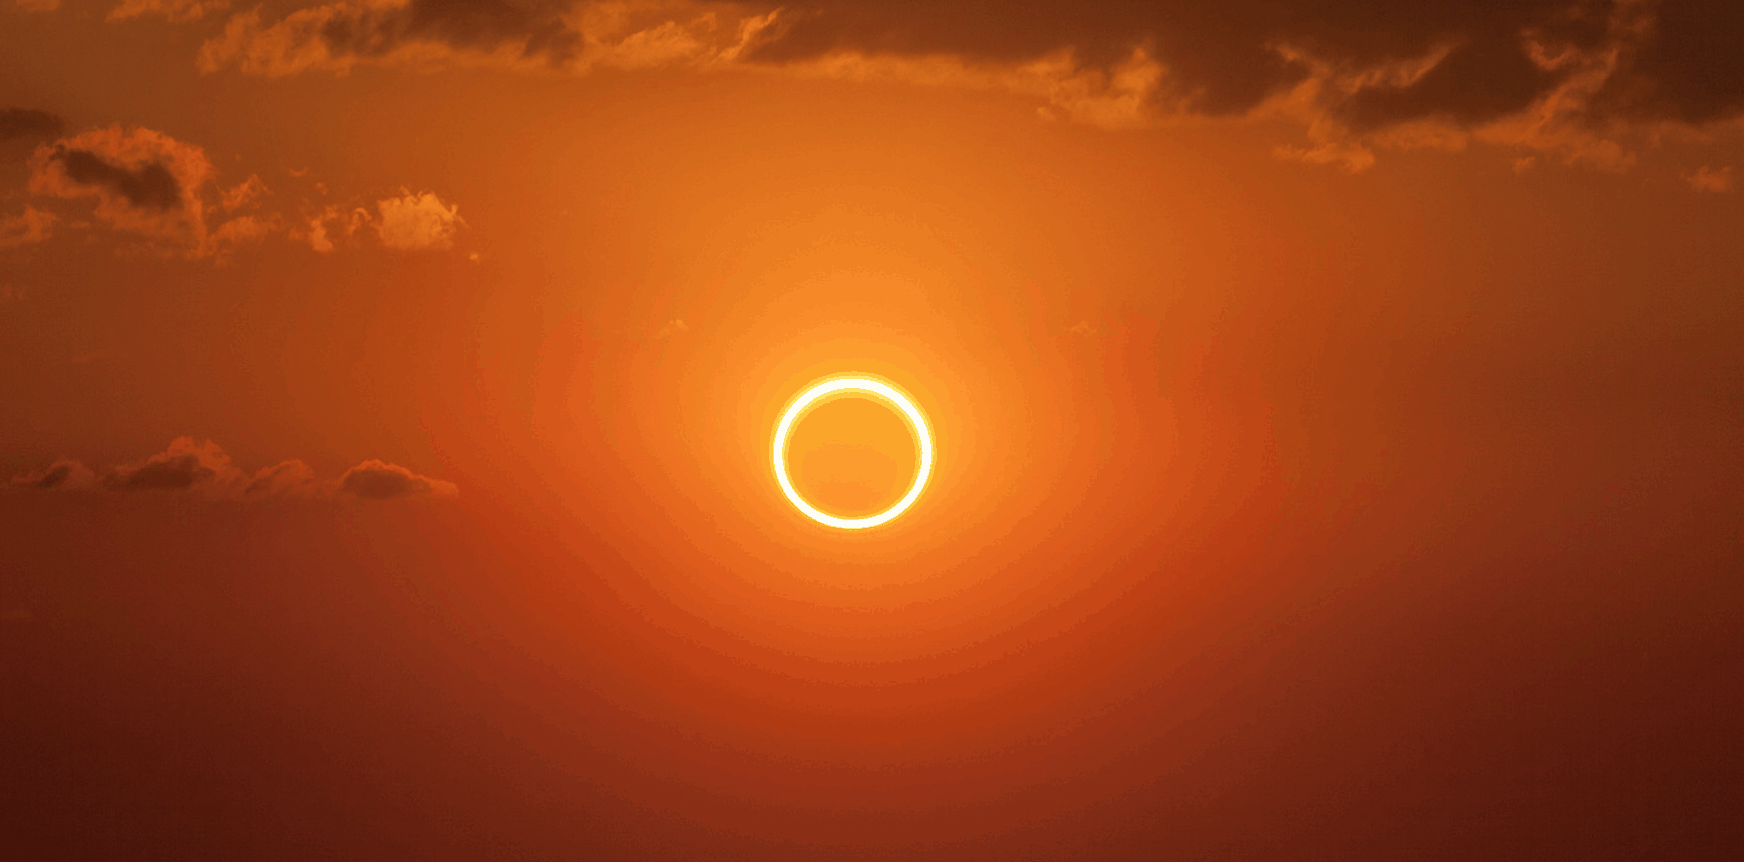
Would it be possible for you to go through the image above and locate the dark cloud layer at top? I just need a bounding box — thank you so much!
[0,108,65,143]
[1590,1,1744,123]
[204,1,1744,137]
[749,0,1664,124]
[374,0,579,59]
[751,1,1309,115]
[1333,35,1561,132]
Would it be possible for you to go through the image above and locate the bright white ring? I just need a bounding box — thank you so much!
[772,377,933,529]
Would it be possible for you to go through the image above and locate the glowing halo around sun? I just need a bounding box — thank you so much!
[772,377,934,530]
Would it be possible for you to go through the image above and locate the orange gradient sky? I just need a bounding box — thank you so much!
[3,2,1742,859]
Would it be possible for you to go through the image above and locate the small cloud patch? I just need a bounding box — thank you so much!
[339,460,460,500]
[375,190,464,250]
[0,206,56,249]
[103,437,237,491]
[244,459,319,498]
[9,459,97,491]
[28,126,214,248]
[1686,166,1734,194]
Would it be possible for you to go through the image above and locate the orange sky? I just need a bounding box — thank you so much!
[3,2,1742,859]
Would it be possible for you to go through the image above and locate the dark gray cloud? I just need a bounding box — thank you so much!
[747,1,1601,118]
[195,0,1744,160]
[0,108,65,144]
[1334,35,1561,132]
[749,0,1743,130]
[315,0,580,63]
[1589,1,1744,124]
[225,1,1744,130]
[53,148,183,211]
[26,126,217,250]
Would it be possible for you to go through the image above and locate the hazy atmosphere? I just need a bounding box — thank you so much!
[3,2,1741,859]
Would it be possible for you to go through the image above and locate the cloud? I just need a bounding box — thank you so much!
[10,0,58,12]
[202,213,276,257]
[9,126,456,259]
[750,1,1744,126]
[198,0,774,77]
[375,190,463,250]
[1066,320,1097,337]
[220,173,267,211]
[339,460,460,499]
[1330,38,1559,133]
[28,125,214,248]
[198,2,1744,170]
[1685,165,1734,193]
[103,437,241,492]
[107,0,228,22]
[242,459,321,497]
[301,199,467,254]
[198,0,585,76]
[9,460,97,491]
[758,1,1744,171]
[1587,0,1744,125]
[0,206,56,249]
[303,213,335,253]
[298,205,370,253]
[50,147,183,209]
[653,318,688,339]
[0,108,64,145]
[8,438,458,501]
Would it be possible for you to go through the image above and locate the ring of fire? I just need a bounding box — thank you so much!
[772,377,934,529]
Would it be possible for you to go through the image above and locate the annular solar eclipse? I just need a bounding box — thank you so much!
[772,377,933,529]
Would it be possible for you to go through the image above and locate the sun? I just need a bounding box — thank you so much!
[772,376,933,529]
